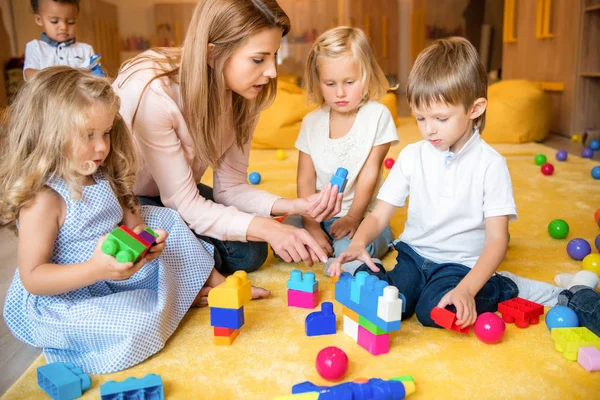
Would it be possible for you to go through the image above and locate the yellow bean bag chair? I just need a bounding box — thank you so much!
[482,80,551,143]
[252,78,400,149]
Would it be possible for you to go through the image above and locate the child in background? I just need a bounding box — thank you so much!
[24,0,98,79]
[328,37,562,330]
[0,67,219,373]
[283,27,397,273]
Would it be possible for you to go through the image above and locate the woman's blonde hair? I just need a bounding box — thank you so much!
[0,66,139,232]
[407,36,488,131]
[118,0,290,168]
[304,26,391,107]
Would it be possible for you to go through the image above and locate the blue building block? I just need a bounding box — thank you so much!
[37,362,91,400]
[292,376,414,399]
[210,306,245,329]
[100,374,164,400]
[330,168,348,193]
[287,269,318,293]
[305,302,336,336]
[350,271,369,303]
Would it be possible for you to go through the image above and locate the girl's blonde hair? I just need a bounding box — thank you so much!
[304,26,391,107]
[0,66,139,232]
[118,0,290,168]
[407,36,488,131]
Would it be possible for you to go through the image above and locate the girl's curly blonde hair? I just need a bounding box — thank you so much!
[0,66,139,233]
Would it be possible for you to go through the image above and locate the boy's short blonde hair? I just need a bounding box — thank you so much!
[304,26,390,107]
[407,37,488,131]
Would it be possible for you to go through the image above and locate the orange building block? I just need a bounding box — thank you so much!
[213,329,240,346]
[341,305,359,323]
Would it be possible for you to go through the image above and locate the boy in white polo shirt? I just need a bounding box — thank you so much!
[327,37,562,330]
[24,0,95,80]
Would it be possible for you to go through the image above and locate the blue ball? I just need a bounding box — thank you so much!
[592,166,600,180]
[589,139,600,151]
[582,148,594,158]
[555,150,568,161]
[545,306,579,331]
[248,172,261,185]
[566,238,592,260]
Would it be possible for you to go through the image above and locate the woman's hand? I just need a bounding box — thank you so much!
[293,183,343,222]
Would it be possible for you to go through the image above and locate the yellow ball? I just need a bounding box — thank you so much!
[276,149,287,160]
[582,254,600,277]
[571,134,583,143]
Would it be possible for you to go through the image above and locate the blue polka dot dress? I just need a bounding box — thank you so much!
[3,172,214,374]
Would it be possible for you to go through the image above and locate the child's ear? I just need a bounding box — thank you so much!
[207,43,215,68]
[469,97,487,120]
[34,14,44,28]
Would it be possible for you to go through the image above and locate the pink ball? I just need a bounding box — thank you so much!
[315,346,348,381]
[541,163,554,176]
[384,158,395,169]
[474,312,506,344]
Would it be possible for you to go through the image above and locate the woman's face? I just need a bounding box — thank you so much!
[222,27,282,99]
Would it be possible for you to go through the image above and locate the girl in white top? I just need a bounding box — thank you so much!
[284,27,398,272]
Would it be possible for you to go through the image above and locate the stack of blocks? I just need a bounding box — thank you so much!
[208,271,252,345]
[101,225,159,263]
[335,271,406,355]
[287,270,318,309]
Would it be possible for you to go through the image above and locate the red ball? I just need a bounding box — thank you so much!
[315,346,348,381]
[384,158,395,169]
[541,163,554,175]
[474,312,505,344]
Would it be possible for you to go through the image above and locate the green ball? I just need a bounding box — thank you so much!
[534,154,547,166]
[548,219,569,239]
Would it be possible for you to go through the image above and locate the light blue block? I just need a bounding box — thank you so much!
[37,362,91,400]
[287,269,318,293]
[350,271,368,303]
[100,374,164,400]
[330,168,348,193]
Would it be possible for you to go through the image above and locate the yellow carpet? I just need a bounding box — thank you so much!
[3,119,600,399]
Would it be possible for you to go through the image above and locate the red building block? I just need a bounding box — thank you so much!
[213,327,236,337]
[430,307,471,334]
[498,297,544,328]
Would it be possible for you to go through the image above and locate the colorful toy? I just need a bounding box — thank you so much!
[276,149,287,160]
[37,362,91,400]
[551,327,600,361]
[315,346,349,381]
[582,148,594,158]
[208,271,252,345]
[548,219,569,239]
[384,158,395,169]
[100,374,164,400]
[592,166,600,180]
[330,167,348,193]
[89,54,105,77]
[589,139,600,151]
[566,238,592,261]
[497,297,544,328]
[596,234,600,252]
[572,134,583,143]
[595,208,600,223]
[473,312,505,344]
[578,346,600,372]
[541,163,554,175]
[430,307,470,334]
[534,154,547,165]
[287,270,319,309]
[555,149,568,161]
[248,171,261,184]
[278,376,416,400]
[305,302,336,336]
[545,306,579,331]
[101,225,158,263]
[582,254,600,277]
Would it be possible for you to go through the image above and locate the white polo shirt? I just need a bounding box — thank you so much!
[24,34,94,77]
[377,131,517,268]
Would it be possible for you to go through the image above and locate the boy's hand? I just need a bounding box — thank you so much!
[91,235,147,281]
[329,215,361,240]
[326,244,379,277]
[437,288,477,329]
[133,226,168,262]
[306,225,333,257]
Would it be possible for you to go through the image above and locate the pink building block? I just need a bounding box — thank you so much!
[357,325,389,355]
[578,346,600,372]
[288,289,318,309]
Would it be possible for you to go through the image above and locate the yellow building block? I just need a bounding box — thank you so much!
[213,329,240,346]
[551,327,600,361]
[208,271,252,309]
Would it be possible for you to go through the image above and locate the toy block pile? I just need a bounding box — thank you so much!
[287,270,318,309]
[335,271,406,355]
[100,374,164,400]
[102,225,159,263]
[208,271,252,345]
[498,297,543,328]
[36,362,91,400]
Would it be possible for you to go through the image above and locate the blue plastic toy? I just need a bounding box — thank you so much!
[330,168,348,193]
[248,171,261,185]
[100,374,164,400]
[37,362,91,400]
[305,302,336,336]
[566,238,592,261]
[555,149,568,161]
[287,269,318,293]
[287,376,416,400]
[209,306,245,329]
[589,139,600,151]
[545,306,579,331]
[592,166,600,180]
[582,148,594,158]
[89,54,105,77]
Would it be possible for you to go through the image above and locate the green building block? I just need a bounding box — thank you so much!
[101,227,147,263]
[358,315,387,335]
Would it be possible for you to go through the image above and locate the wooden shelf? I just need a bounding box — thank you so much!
[585,4,600,12]
[580,72,600,77]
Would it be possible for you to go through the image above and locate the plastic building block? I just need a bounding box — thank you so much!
[207,271,252,309]
[498,297,544,328]
[341,306,359,323]
[118,225,153,257]
[283,376,416,400]
[288,289,318,309]
[101,226,148,263]
[37,362,91,400]
[100,374,164,400]
[287,270,318,293]
[430,307,471,334]
[209,306,245,329]
[358,315,387,335]
[331,275,339,300]
[138,227,159,247]
[377,286,404,322]
[305,302,336,336]
[343,315,359,342]
[551,327,600,361]
[330,168,348,193]
[213,327,236,337]
[357,325,390,355]
[213,329,240,346]
[578,346,600,372]
[350,271,368,303]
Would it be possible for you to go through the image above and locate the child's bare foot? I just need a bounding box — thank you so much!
[252,286,270,299]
